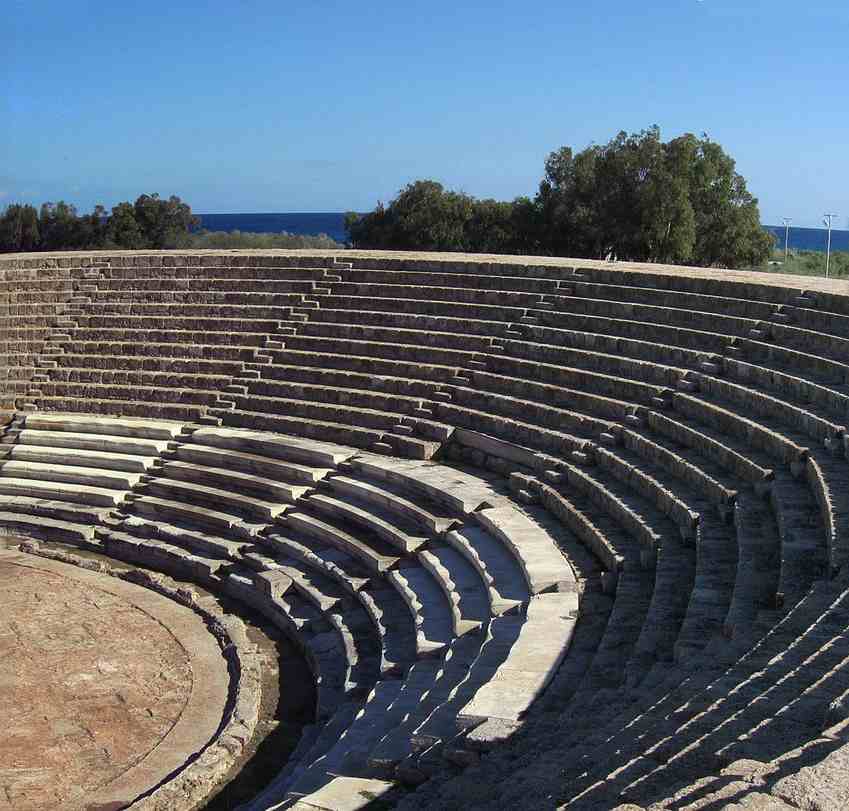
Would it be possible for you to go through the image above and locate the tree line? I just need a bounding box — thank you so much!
[345,127,775,268]
[0,194,199,253]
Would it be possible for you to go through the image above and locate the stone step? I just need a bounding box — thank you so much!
[445,526,530,614]
[189,425,355,468]
[131,495,266,539]
[474,505,578,595]
[0,511,96,544]
[459,592,578,726]
[419,543,492,631]
[306,491,430,553]
[283,509,401,574]
[368,634,485,775]
[160,459,311,503]
[120,514,248,559]
[103,528,226,583]
[5,442,158,473]
[387,564,457,651]
[175,442,329,485]
[141,475,288,522]
[262,530,418,671]
[0,459,142,490]
[20,411,185,440]
[0,477,125,508]
[287,691,405,798]
[326,473,461,535]
[0,495,110,526]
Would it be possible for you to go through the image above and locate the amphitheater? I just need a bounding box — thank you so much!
[3,248,849,811]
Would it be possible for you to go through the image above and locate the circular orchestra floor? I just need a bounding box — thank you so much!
[0,548,228,810]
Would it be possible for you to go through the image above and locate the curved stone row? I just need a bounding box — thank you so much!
[0,410,577,809]
[3,250,849,809]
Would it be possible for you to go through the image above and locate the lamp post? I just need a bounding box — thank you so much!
[824,214,838,278]
[782,217,792,263]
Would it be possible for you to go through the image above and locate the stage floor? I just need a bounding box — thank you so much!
[0,549,228,810]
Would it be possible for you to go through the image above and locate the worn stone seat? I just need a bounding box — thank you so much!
[130,494,267,539]
[122,513,248,559]
[734,333,849,384]
[88,277,321,293]
[67,326,271,347]
[282,331,481,368]
[84,263,328,282]
[221,408,389,454]
[347,453,504,515]
[76,313,290,334]
[51,352,248,377]
[244,550,383,692]
[324,473,462,535]
[139,474,289,522]
[330,280,551,310]
[305,306,515,339]
[223,394,445,458]
[338,267,563,294]
[0,477,125,507]
[771,319,849,363]
[283,508,402,574]
[0,510,99,543]
[5,427,173,457]
[244,378,453,439]
[80,300,308,319]
[294,319,504,354]
[158,458,311,503]
[306,490,430,554]
[266,347,460,382]
[262,528,418,673]
[318,292,528,323]
[35,380,222,407]
[41,366,234,393]
[62,339,266,362]
[0,458,142,490]
[9,252,849,811]
[544,291,761,337]
[0,494,110,526]
[567,278,780,320]
[188,424,353,468]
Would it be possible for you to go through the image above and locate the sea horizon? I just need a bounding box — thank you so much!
[195,212,849,253]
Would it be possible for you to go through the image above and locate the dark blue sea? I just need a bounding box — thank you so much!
[196,214,849,254]
[764,225,849,253]
[196,213,348,244]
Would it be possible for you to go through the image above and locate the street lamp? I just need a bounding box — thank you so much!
[782,217,792,263]
[824,214,838,278]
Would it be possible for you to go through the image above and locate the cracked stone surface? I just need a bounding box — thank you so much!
[0,557,193,810]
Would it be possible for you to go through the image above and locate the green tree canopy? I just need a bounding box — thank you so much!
[132,193,199,249]
[348,127,774,268]
[106,202,146,249]
[0,193,200,252]
[0,204,40,252]
[346,180,528,255]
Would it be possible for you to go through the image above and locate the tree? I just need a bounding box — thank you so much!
[668,134,774,267]
[76,204,108,249]
[0,204,40,252]
[0,193,203,253]
[39,201,83,250]
[537,127,772,267]
[132,193,199,249]
[347,181,534,254]
[106,202,146,249]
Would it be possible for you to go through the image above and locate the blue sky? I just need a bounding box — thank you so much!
[4,1,848,227]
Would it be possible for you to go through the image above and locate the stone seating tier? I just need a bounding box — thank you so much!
[4,251,849,811]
